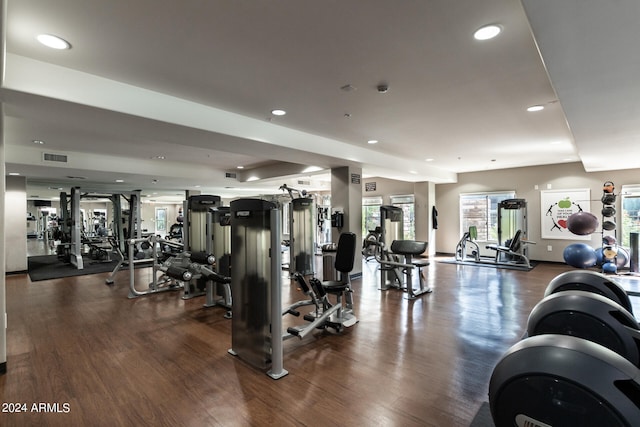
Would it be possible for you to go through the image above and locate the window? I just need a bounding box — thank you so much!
[155,208,167,233]
[621,185,640,247]
[391,195,415,240]
[362,196,383,236]
[460,191,515,242]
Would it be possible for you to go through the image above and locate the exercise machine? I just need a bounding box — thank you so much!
[126,235,183,298]
[490,334,640,426]
[486,198,534,267]
[105,190,146,284]
[377,205,404,290]
[485,229,535,268]
[375,240,432,299]
[454,225,480,262]
[362,226,381,261]
[181,195,221,299]
[545,270,636,312]
[204,205,232,313]
[280,184,316,277]
[125,234,230,300]
[227,199,287,379]
[286,232,358,337]
[489,271,640,426]
[372,205,432,299]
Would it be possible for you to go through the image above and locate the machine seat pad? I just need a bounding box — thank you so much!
[412,260,430,268]
[390,240,428,256]
[322,281,349,293]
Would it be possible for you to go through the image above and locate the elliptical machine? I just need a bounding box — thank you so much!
[489,270,640,426]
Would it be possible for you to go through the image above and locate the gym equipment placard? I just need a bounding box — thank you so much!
[541,188,591,240]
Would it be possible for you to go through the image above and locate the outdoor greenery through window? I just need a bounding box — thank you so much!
[459,191,516,242]
[391,195,415,240]
[621,185,640,247]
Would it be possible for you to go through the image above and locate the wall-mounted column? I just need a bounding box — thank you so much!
[5,175,28,272]
[1,102,7,373]
[414,181,436,256]
[330,166,362,275]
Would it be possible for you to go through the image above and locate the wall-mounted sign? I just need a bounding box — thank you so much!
[541,188,591,240]
[365,182,376,192]
[351,173,361,184]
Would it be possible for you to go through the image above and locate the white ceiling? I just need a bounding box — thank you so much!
[1,0,638,202]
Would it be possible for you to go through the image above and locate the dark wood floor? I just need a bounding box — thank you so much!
[1,257,574,426]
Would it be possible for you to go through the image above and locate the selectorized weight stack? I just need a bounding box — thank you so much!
[182,195,222,299]
[289,197,316,277]
[228,199,286,379]
[211,206,231,277]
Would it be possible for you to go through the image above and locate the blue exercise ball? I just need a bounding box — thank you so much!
[616,247,630,268]
[563,243,597,269]
[566,211,599,235]
[595,247,604,266]
[602,262,618,274]
[595,246,629,268]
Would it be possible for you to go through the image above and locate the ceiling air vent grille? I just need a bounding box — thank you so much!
[225,172,237,179]
[43,153,68,163]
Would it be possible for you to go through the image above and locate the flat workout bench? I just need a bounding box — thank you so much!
[378,240,432,300]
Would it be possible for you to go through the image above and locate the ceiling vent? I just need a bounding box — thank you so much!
[297,180,311,186]
[225,172,237,179]
[43,152,68,163]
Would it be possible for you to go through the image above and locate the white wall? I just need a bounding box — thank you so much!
[141,202,183,236]
[435,162,639,262]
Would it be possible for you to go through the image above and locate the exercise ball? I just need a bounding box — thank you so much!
[616,247,630,268]
[602,245,619,259]
[595,246,629,268]
[567,212,599,235]
[602,262,618,274]
[563,243,597,269]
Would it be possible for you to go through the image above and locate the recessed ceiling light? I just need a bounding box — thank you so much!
[153,155,166,160]
[367,140,379,144]
[32,139,45,144]
[271,109,286,116]
[115,179,124,183]
[236,165,245,169]
[527,105,545,112]
[474,25,502,41]
[9,172,20,176]
[36,34,71,50]
[425,158,434,162]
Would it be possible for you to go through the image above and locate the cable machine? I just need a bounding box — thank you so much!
[228,199,286,379]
